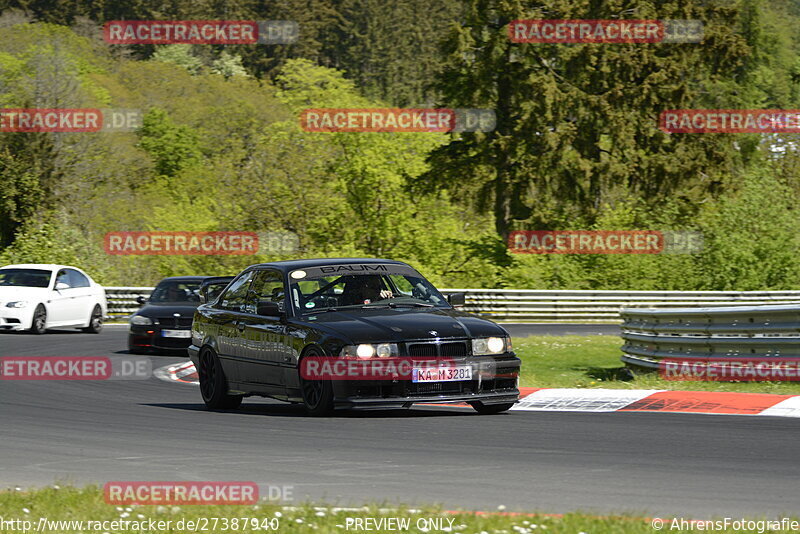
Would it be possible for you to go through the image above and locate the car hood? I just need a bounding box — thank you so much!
[301,306,508,343]
[135,303,200,317]
[0,286,50,304]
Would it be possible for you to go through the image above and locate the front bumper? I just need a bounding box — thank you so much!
[338,390,519,409]
[129,326,192,351]
[0,307,34,331]
[331,355,521,408]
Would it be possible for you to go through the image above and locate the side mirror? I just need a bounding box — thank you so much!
[198,292,207,304]
[55,282,69,291]
[447,292,466,307]
[136,295,147,305]
[257,301,282,317]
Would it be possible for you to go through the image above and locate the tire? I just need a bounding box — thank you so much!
[299,349,334,416]
[29,304,47,335]
[198,348,243,410]
[469,401,515,415]
[82,305,103,333]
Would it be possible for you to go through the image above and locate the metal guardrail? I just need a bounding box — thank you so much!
[451,289,800,322]
[620,304,800,369]
[106,286,800,322]
[105,287,154,319]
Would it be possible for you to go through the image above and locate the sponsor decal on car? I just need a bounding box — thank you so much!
[295,263,422,279]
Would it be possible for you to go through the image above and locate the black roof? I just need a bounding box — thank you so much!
[247,258,408,272]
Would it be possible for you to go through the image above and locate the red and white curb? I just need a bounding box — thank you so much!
[154,362,800,418]
[512,388,800,417]
[154,361,198,384]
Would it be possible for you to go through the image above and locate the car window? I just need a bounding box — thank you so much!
[55,269,71,288]
[66,269,90,288]
[219,271,256,312]
[0,269,52,288]
[387,274,414,296]
[149,281,202,303]
[248,270,285,314]
[203,282,230,303]
[289,264,448,312]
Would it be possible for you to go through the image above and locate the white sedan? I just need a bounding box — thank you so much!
[0,264,107,334]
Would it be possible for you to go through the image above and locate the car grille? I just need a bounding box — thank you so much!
[409,382,465,395]
[407,341,467,357]
[155,317,192,328]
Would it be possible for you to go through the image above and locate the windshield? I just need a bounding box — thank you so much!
[0,268,52,288]
[148,281,202,303]
[289,264,448,313]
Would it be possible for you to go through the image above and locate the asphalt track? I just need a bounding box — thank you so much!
[0,326,798,518]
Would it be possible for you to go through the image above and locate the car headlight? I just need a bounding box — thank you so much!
[472,337,508,355]
[5,301,27,308]
[130,314,153,326]
[340,343,399,359]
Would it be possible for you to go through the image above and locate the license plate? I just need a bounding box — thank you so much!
[162,329,191,338]
[412,365,472,383]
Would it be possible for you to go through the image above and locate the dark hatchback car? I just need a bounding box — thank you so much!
[188,259,521,415]
[128,276,233,353]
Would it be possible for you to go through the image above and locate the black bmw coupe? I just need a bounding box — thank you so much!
[128,276,233,354]
[188,259,521,415]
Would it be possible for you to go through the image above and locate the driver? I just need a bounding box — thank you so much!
[165,285,185,301]
[346,276,393,304]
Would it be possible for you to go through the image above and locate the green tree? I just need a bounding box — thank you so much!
[693,166,800,290]
[0,150,44,247]
[151,44,202,74]
[136,108,202,177]
[211,51,249,78]
[421,0,763,241]
[321,0,464,106]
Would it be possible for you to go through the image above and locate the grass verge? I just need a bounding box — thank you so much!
[514,335,800,394]
[1,486,793,534]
